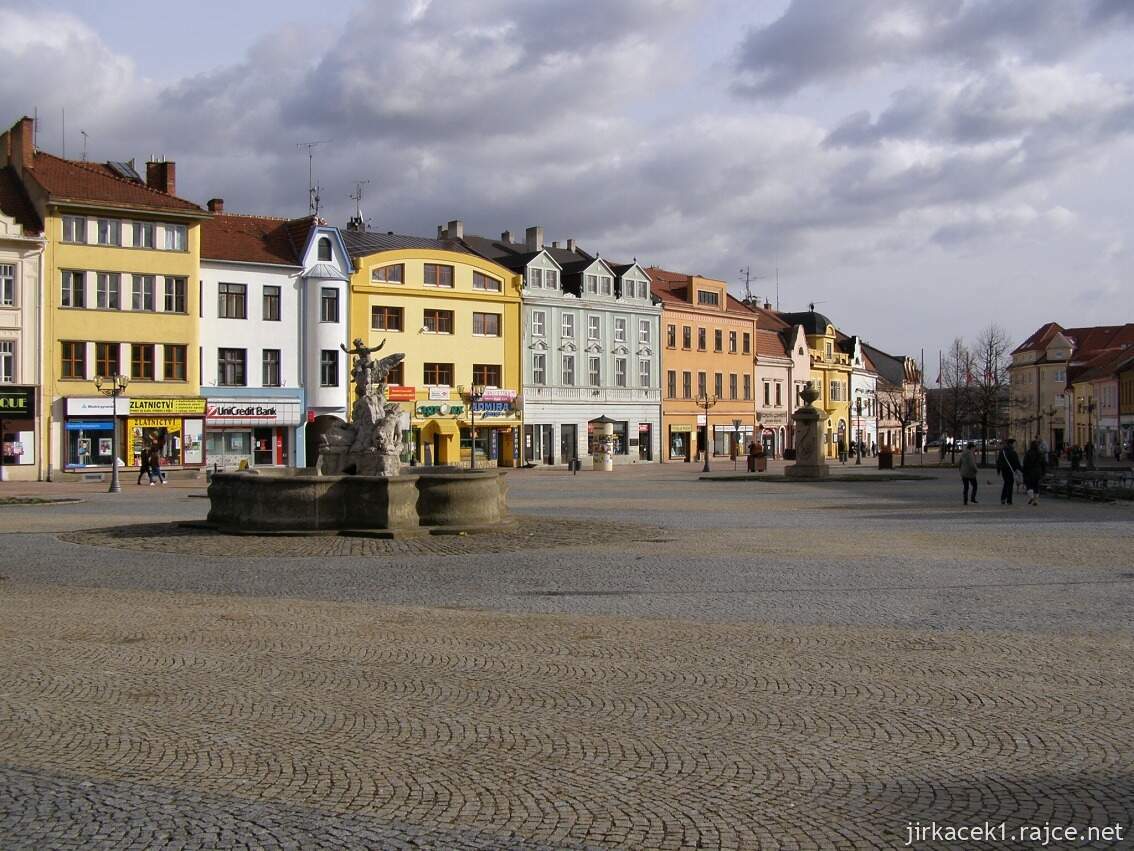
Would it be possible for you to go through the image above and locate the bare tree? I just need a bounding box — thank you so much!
[939,337,975,464]
[971,324,1013,467]
[875,382,918,466]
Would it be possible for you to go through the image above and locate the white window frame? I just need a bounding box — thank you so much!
[562,354,575,386]
[96,219,121,246]
[529,267,543,288]
[638,319,650,344]
[0,340,13,382]
[532,353,546,385]
[585,274,597,294]
[615,357,627,388]
[133,221,155,249]
[600,276,612,295]
[0,264,14,306]
[61,270,85,308]
[96,272,120,309]
[561,313,575,339]
[62,215,87,244]
[546,269,559,290]
[131,274,155,311]
[531,310,545,337]
[588,356,601,386]
[164,223,187,251]
[639,359,651,387]
[588,315,600,340]
[614,318,627,343]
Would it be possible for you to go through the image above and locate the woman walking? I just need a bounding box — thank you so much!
[136,450,152,486]
[958,442,979,504]
[149,448,166,485]
[1022,439,1046,506]
[996,438,1023,505]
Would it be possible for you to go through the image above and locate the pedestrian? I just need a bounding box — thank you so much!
[1070,445,1082,471]
[747,440,757,473]
[996,438,1023,505]
[1022,439,1046,506]
[136,451,151,486]
[149,448,166,485]
[959,442,979,505]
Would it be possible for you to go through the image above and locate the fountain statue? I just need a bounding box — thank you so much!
[785,380,829,479]
[316,338,406,477]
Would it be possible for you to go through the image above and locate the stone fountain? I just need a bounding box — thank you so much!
[206,339,510,534]
[785,381,829,479]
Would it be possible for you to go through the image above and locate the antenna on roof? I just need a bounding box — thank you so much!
[61,108,65,159]
[80,130,88,162]
[738,266,764,307]
[297,140,330,216]
[775,265,780,310]
[347,180,370,232]
[32,107,38,151]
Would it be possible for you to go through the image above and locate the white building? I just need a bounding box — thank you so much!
[199,200,350,469]
[845,335,879,455]
[0,167,44,480]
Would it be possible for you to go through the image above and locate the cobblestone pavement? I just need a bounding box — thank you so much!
[2,465,1133,848]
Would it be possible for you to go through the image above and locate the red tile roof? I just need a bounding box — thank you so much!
[755,328,789,357]
[0,166,41,235]
[646,267,757,319]
[23,152,204,214]
[1064,324,1134,356]
[1012,322,1064,354]
[201,212,308,266]
[1069,346,1131,383]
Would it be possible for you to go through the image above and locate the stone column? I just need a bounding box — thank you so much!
[786,382,829,479]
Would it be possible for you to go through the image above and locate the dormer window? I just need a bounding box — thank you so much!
[546,269,559,289]
[600,276,612,295]
[372,264,404,283]
[638,281,648,299]
[318,237,332,261]
[529,268,543,288]
[825,342,833,359]
[586,275,598,294]
[697,290,720,306]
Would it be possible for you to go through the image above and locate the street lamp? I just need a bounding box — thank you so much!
[695,391,719,473]
[94,373,129,493]
[854,396,863,465]
[461,384,486,469]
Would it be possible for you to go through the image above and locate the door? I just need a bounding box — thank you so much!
[561,424,577,464]
[638,425,651,460]
[253,427,274,466]
[541,425,555,464]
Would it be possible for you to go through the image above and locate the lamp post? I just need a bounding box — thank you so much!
[731,417,742,471]
[94,373,129,493]
[854,396,863,465]
[461,384,486,469]
[696,391,719,473]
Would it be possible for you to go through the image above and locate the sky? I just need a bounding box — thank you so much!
[3,0,1132,366]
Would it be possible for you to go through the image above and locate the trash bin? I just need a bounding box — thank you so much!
[878,451,893,470]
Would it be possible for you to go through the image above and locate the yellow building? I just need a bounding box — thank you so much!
[1,117,209,477]
[343,225,522,466]
[776,309,852,458]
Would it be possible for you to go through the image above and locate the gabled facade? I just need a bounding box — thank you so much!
[748,304,810,457]
[1,116,209,479]
[862,343,926,455]
[777,309,854,458]
[843,335,879,455]
[0,166,44,480]
[464,226,661,465]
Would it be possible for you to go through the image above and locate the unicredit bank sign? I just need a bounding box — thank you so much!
[205,399,303,427]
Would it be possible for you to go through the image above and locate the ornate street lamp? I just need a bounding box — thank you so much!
[696,391,719,473]
[94,373,129,493]
[461,384,486,469]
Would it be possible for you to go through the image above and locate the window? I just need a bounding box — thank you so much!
[218,283,246,318]
[589,357,601,386]
[131,275,155,311]
[423,264,454,287]
[600,276,612,295]
[729,331,737,353]
[472,363,501,386]
[164,224,187,251]
[615,359,627,388]
[423,308,454,334]
[95,343,119,378]
[666,324,676,348]
[473,271,502,292]
[532,353,546,384]
[320,350,339,386]
[262,286,281,321]
[61,341,86,379]
[164,345,186,381]
[423,362,452,385]
[133,221,155,249]
[614,318,627,342]
[320,287,339,323]
[714,373,723,397]
[317,237,332,261]
[372,264,404,283]
[639,320,650,345]
[0,264,12,306]
[562,355,576,386]
[531,310,545,337]
[585,274,598,294]
[95,273,120,309]
[775,383,782,406]
[682,371,692,399]
[131,343,155,380]
[473,312,500,336]
[529,268,543,288]
[545,269,558,290]
[372,306,404,331]
[742,333,751,354]
[561,313,575,339]
[697,290,719,306]
[639,359,651,387]
[667,370,677,398]
[385,362,405,386]
[698,371,707,396]
[825,342,833,359]
[219,348,247,386]
[729,374,738,400]
[764,382,771,406]
[0,340,12,382]
[62,215,86,243]
[164,277,186,313]
[638,281,648,299]
[682,326,691,349]
[61,270,85,308]
[262,349,281,387]
[714,329,723,352]
[697,328,706,351]
[97,219,121,246]
[744,374,752,400]
[588,315,601,340]
[830,380,842,402]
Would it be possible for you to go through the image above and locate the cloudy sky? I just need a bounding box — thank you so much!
[3,0,1132,366]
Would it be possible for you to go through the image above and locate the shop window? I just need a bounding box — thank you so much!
[472,271,502,292]
[131,344,155,381]
[219,348,247,386]
[218,282,246,319]
[472,312,500,336]
[372,305,404,331]
[472,363,501,386]
[423,264,454,288]
[320,350,339,387]
[164,345,187,381]
[262,349,281,387]
[132,275,156,311]
[164,277,186,313]
[423,362,453,386]
[95,342,120,378]
[96,273,120,309]
[61,341,86,379]
[61,270,86,308]
[67,422,115,467]
[423,309,453,334]
[320,287,339,323]
[263,286,281,321]
[372,264,405,283]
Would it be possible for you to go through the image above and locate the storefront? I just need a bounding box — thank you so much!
[0,385,37,481]
[668,422,692,461]
[712,423,754,457]
[64,396,205,470]
[204,398,303,470]
[410,388,520,467]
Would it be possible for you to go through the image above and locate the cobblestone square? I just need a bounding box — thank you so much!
[2,465,1132,849]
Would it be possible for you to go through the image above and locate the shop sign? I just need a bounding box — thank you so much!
[387,385,417,402]
[131,417,181,429]
[470,400,515,417]
[129,397,206,415]
[638,423,651,432]
[428,386,451,401]
[696,414,707,426]
[0,386,35,418]
[670,424,692,432]
[480,388,517,402]
[67,397,129,416]
[758,410,789,425]
[415,402,465,418]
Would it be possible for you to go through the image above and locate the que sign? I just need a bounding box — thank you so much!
[0,387,35,418]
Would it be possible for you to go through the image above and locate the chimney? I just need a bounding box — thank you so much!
[447,219,463,239]
[437,225,445,239]
[146,158,176,195]
[764,301,771,310]
[525,225,544,252]
[2,116,35,174]
[501,230,512,243]
[567,238,577,253]
[207,198,225,214]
